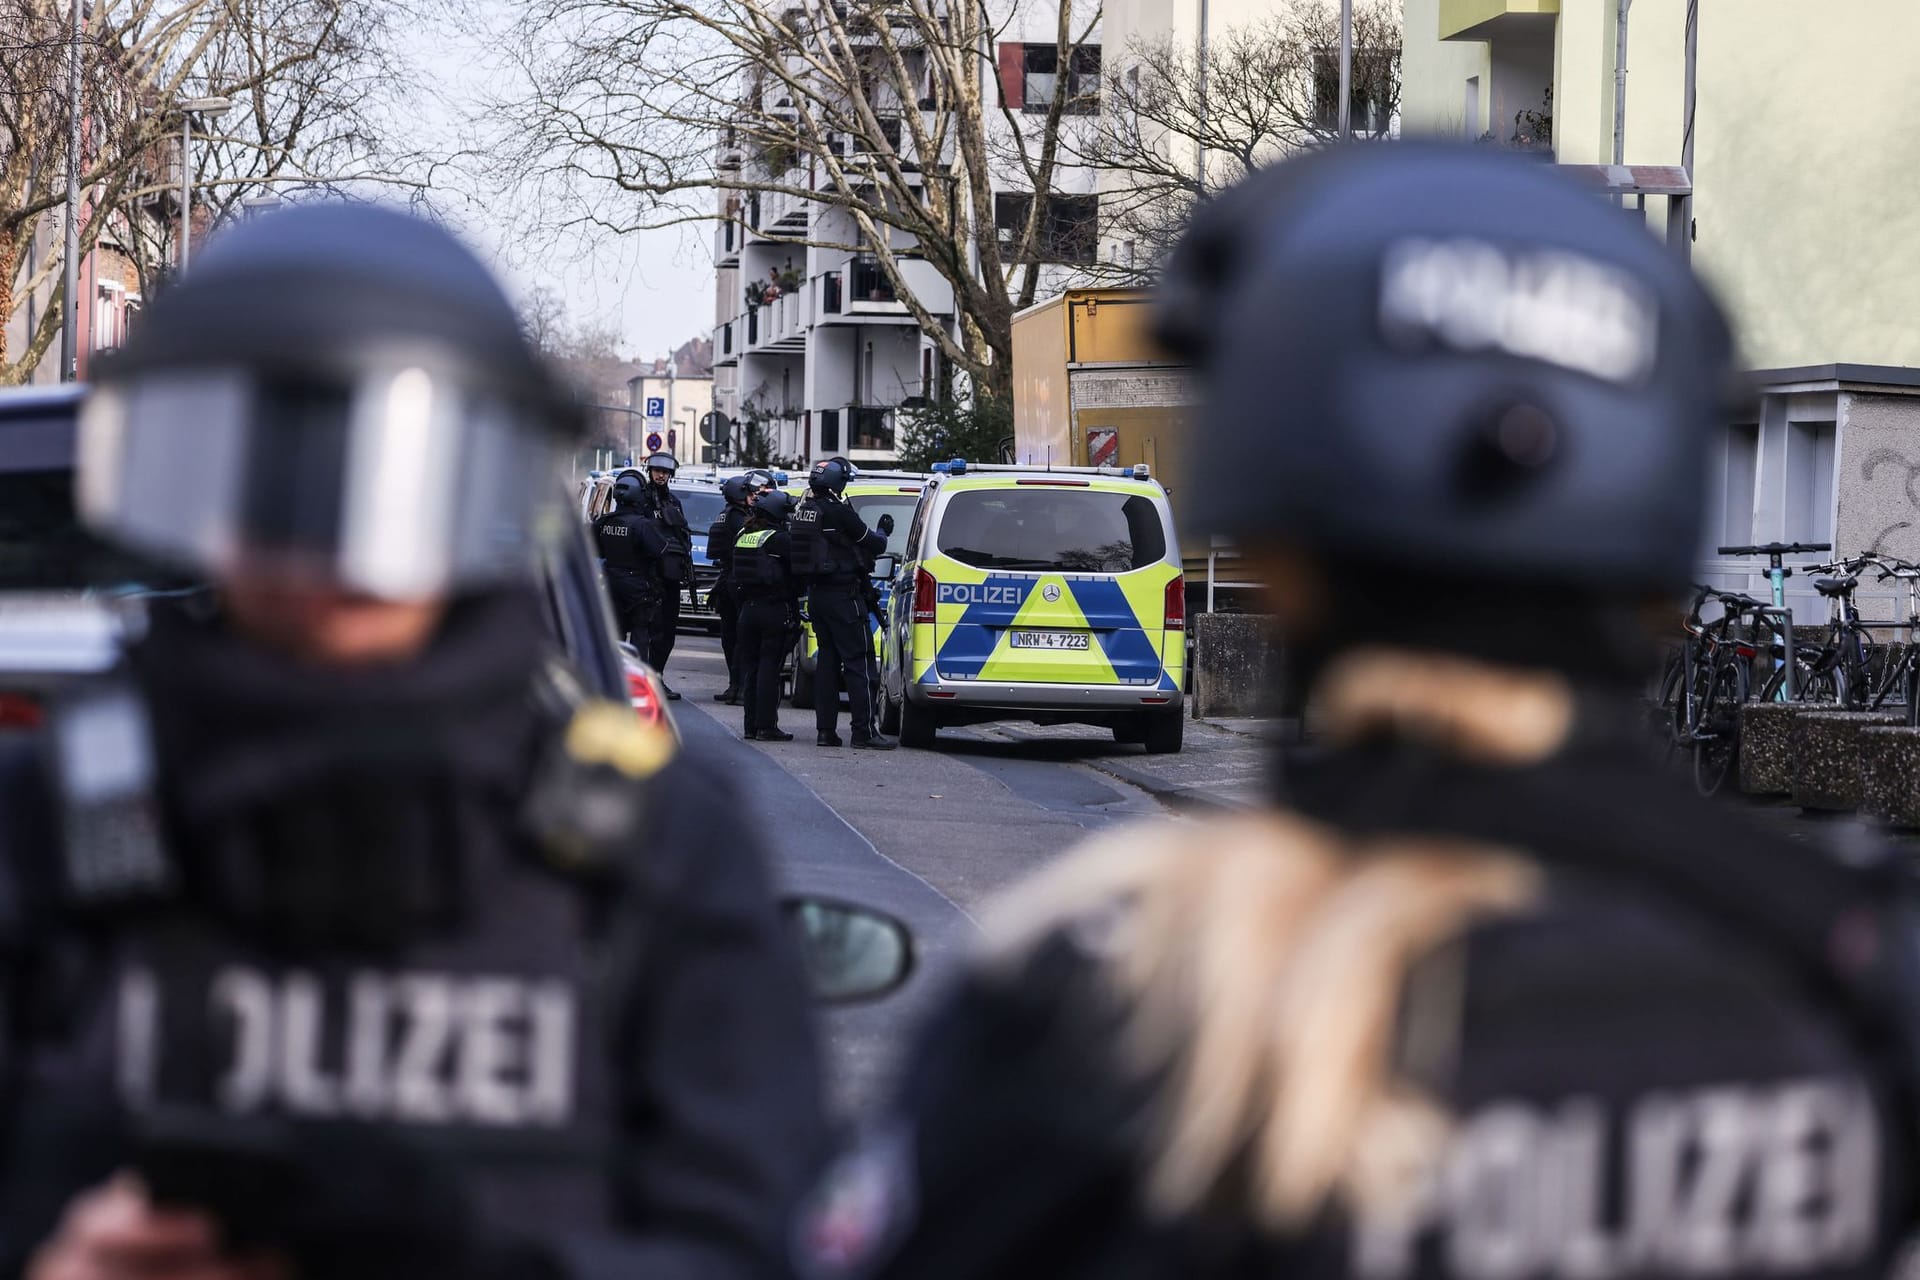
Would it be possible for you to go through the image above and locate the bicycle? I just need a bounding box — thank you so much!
[1772,555,1881,709]
[1656,583,1769,795]
[1717,542,1829,701]
[1865,555,1920,726]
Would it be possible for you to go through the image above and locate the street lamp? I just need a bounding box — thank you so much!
[178,96,234,274]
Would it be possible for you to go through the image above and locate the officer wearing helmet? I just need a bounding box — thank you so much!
[800,145,1920,1278]
[706,474,759,706]
[0,205,825,1279]
[633,451,692,698]
[593,469,662,658]
[732,489,801,742]
[791,458,894,749]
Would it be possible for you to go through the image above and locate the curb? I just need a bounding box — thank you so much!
[1079,756,1262,814]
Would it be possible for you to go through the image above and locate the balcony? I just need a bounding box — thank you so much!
[813,255,951,324]
[846,405,896,454]
[714,217,741,267]
[1439,0,1558,40]
[714,320,738,366]
[746,288,808,353]
[758,183,811,235]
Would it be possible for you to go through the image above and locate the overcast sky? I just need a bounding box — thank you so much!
[405,4,716,364]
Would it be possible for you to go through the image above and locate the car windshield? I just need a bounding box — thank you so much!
[935,488,1166,572]
[0,410,181,593]
[851,493,919,558]
[673,487,727,529]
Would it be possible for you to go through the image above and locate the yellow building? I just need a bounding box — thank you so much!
[1400,0,1920,373]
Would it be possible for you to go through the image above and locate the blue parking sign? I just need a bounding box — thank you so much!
[645,397,666,418]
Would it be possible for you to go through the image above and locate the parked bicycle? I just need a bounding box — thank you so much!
[1864,555,1920,725]
[1656,582,1770,795]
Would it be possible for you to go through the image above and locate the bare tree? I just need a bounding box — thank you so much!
[486,0,1101,402]
[1086,0,1400,279]
[0,0,435,383]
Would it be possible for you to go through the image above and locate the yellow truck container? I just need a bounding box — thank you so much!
[1010,289,1209,576]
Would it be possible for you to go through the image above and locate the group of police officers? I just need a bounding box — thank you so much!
[596,457,896,749]
[4,141,1920,1280]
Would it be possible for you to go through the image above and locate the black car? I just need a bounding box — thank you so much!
[0,384,632,703]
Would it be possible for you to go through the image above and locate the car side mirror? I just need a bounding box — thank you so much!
[781,896,915,1003]
[871,553,899,581]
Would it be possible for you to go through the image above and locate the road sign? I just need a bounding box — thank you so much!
[1087,426,1119,469]
[698,411,731,445]
[667,429,677,449]
[645,431,664,452]
[645,396,666,418]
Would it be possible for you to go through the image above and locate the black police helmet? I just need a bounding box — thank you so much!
[644,452,679,476]
[1155,143,1734,592]
[612,474,645,510]
[743,469,776,492]
[78,202,579,599]
[720,475,754,507]
[754,490,796,521]
[809,458,853,495]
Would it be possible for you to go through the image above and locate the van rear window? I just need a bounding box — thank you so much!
[935,489,1165,572]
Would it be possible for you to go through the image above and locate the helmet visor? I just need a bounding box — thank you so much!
[78,363,567,600]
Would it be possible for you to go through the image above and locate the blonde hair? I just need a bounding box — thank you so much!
[984,812,1539,1231]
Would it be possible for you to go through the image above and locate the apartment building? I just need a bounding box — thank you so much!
[1400,0,1920,615]
[710,0,1100,466]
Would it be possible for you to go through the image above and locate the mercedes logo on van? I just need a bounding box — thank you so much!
[1042,584,1061,602]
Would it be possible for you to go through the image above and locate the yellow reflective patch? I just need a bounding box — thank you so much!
[565,702,676,778]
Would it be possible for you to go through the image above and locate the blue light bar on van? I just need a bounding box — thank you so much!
[1132,464,1151,479]
[931,458,968,475]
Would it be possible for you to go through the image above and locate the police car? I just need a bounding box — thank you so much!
[787,471,924,708]
[878,460,1185,752]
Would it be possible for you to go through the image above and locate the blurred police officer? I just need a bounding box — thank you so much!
[706,474,758,705]
[633,452,692,698]
[593,470,659,657]
[800,145,1920,1279]
[0,204,825,1280]
[791,460,894,750]
[732,490,801,743]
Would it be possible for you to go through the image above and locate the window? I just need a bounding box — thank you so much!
[1717,423,1759,548]
[994,192,1098,264]
[1464,75,1480,139]
[997,43,1100,113]
[1785,420,1836,546]
[820,408,840,452]
[935,490,1167,571]
[851,493,918,556]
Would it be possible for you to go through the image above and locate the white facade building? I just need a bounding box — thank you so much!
[711,0,1100,467]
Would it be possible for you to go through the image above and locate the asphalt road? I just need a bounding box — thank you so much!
[656,630,1168,1116]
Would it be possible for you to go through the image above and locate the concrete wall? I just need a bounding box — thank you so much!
[1190,611,1284,718]
[1401,0,1920,372]
[1834,390,1920,623]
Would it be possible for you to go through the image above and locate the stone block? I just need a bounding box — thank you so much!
[1860,725,1920,827]
[1737,701,1807,796]
[1789,711,1905,811]
[1191,613,1284,719]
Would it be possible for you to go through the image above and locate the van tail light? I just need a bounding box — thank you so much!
[627,669,665,724]
[0,693,43,730]
[913,568,938,623]
[1164,575,1186,632]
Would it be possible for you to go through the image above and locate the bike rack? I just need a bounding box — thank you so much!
[1757,605,1797,700]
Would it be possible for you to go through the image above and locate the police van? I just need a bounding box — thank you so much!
[878,460,1185,752]
[788,471,925,707]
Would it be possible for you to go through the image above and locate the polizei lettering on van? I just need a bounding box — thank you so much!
[116,965,577,1127]
[1353,1077,1879,1279]
[936,582,1024,607]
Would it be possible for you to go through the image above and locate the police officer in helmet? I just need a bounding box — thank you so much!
[707,474,758,706]
[732,489,802,742]
[0,204,825,1279]
[633,451,692,698]
[791,458,894,749]
[801,145,1920,1278]
[593,469,659,658]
